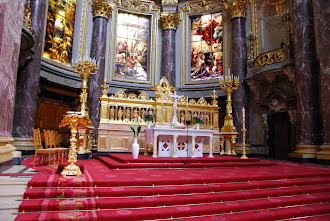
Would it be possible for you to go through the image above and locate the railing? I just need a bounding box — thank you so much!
[254,48,285,70]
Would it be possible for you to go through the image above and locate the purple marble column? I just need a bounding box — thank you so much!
[231,17,248,143]
[12,0,47,138]
[315,0,330,145]
[0,0,24,137]
[161,29,176,87]
[292,0,320,145]
[88,16,108,131]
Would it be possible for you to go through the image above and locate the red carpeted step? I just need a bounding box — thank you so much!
[18,185,330,212]
[286,214,330,221]
[15,194,330,221]
[108,153,261,164]
[174,203,330,221]
[99,156,276,169]
[23,177,330,199]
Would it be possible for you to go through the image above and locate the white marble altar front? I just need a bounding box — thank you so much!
[152,127,214,158]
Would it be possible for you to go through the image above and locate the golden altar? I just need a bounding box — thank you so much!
[97,77,221,154]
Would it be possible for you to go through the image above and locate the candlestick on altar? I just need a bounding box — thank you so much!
[242,107,246,129]
[241,128,248,159]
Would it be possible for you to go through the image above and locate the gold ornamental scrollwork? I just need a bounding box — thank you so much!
[254,48,285,70]
[23,2,33,32]
[121,0,160,12]
[160,13,179,30]
[92,0,116,19]
[150,76,176,101]
[180,0,225,13]
[224,0,248,18]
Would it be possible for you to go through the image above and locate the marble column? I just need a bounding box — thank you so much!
[315,0,330,160]
[226,0,248,144]
[160,13,179,87]
[88,0,112,133]
[0,0,24,162]
[12,0,47,152]
[290,0,320,159]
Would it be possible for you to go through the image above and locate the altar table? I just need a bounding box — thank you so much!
[151,127,214,158]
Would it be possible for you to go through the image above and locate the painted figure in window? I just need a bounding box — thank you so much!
[190,12,223,81]
[115,12,149,81]
[43,0,76,66]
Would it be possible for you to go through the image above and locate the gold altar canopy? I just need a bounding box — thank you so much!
[98,77,221,153]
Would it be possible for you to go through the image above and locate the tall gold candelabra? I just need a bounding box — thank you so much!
[218,71,240,133]
[72,58,99,117]
[59,113,88,177]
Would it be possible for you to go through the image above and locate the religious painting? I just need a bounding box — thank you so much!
[190,12,223,81]
[43,0,76,66]
[114,12,150,81]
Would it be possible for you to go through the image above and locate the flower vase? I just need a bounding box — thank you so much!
[147,121,151,129]
[132,137,139,159]
[196,123,200,130]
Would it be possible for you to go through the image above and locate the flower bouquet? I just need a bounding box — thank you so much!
[143,112,156,122]
[193,116,205,124]
[124,117,143,137]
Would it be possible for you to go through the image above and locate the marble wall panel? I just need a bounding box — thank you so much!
[0,0,24,137]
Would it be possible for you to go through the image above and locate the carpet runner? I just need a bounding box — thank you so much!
[15,155,330,221]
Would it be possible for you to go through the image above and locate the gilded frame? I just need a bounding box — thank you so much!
[109,1,160,85]
[180,0,229,86]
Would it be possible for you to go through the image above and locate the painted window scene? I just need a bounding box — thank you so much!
[190,12,223,81]
[114,12,150,81]
[43,0,76,66]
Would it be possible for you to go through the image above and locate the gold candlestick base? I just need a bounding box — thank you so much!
[241,128,248,159]
[59,113,88,177]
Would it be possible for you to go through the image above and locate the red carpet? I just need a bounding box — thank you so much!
[15,155,330,221]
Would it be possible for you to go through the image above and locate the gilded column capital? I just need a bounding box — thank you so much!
[92,0,114,19]
[224,0,247,18]
[160,13,180,30]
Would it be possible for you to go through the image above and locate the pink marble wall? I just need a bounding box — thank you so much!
[0,0,24,137]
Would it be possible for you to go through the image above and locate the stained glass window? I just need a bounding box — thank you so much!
[43,0,76,66]
[190,12,223,81]
[114,12,150,81]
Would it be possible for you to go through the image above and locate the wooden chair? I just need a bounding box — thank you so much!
[44,129,69,163]
[32,127,56,167]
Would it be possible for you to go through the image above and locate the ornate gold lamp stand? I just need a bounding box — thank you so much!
[219,71,240,155]
[281,9,292,45]
[72,57,98,154]
[59,113,88,177]
[246,32,256,62]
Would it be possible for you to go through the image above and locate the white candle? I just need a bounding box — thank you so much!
[242,107,246,129]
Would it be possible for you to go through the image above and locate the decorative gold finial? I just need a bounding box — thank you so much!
[59,113,88,177]
[101,78,109,98]
[211,89,218,106]
[92,0,115,19]
[160,13,180,30]
[224,0,247,18]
